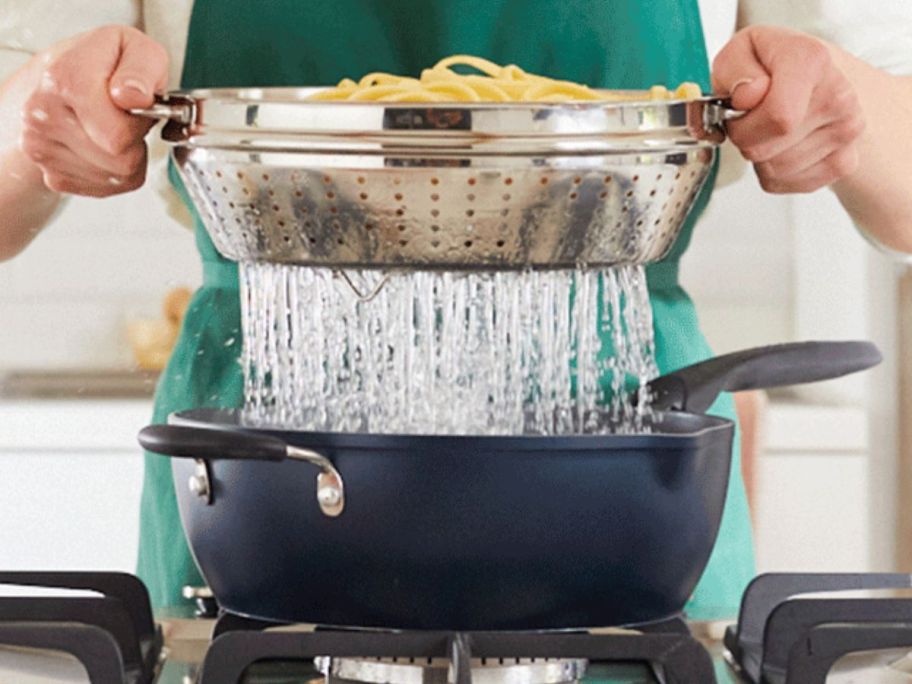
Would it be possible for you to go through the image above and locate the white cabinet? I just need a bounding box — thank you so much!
[753,401,871,572]
[0,401,150,572]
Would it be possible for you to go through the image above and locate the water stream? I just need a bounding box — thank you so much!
[240,264,658,435]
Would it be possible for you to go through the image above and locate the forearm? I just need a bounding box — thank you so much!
[829,45,912,252]
[0,55,61,261]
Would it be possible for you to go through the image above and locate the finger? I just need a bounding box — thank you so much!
[49,141,146,188]
[756,115,865,180]
[756,146,860,194]
[711,30,771,111]
[42,170,130,197]
[29,137,145,195]
[43,26,156,155]
[108,29,169,109]
[47,120,148,177]
[727,67,859,164]
[23,88,149,178]
[733,29,829,145]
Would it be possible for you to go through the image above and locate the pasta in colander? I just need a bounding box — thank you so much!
[309,55,702,102]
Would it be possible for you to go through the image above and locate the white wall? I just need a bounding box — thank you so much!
[683,149,900,573]
[681,145,795,353]
[0,179,201,369]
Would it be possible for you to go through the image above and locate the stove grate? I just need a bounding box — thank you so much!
[0,571,162,684]
[199,623,716,684]
[724,572,912,684]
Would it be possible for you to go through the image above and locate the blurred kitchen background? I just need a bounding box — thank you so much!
[0,138,908,583]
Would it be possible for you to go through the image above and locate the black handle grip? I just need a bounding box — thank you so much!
[138,425,289,462]
[647,340,881,414]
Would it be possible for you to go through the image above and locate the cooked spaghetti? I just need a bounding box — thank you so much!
[309,55,702,103]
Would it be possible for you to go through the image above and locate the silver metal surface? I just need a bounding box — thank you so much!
[134,88,733,268]
[188,460,212,504]
[181,585,214,600]
[137,96,195,124]
[287,445,345,517]
[316,656,588,684]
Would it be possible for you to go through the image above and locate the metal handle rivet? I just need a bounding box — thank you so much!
[189,474,210,498]
[318,487,341,506]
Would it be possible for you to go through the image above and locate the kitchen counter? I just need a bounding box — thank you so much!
[0,368,160,400]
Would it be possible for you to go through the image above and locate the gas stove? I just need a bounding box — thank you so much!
[2,572,912,683]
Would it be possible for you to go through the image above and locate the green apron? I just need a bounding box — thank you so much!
[137,0,755,621]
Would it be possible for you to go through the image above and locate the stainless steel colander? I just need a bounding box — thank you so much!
[135,88,736,269]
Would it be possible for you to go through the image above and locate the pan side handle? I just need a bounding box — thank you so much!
[646,340,881,414]
[138,425,344,516]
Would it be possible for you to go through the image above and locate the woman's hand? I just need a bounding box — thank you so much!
[19,25,168,197]
[712,25,865,194]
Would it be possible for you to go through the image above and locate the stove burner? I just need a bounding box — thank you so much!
[725,572,912,684]
[199,619,715,684]
[316,655,587,684]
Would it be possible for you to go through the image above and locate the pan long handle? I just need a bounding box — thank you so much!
[138,425,344,517]
[646,340,881,414]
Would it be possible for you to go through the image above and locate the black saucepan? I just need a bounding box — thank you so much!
[139,340,880,630]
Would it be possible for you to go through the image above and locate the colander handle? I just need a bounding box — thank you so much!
[129,94,195,125]
[705,97,746,125]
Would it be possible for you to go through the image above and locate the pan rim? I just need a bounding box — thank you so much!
[168,408,732,452]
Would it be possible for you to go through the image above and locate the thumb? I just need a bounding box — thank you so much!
[108,30,169,110]
[711,30,771,111]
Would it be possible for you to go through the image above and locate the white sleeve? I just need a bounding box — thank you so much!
[738,0,912,76]
[0,1,141,78]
